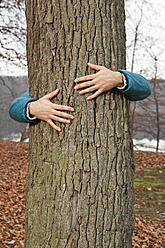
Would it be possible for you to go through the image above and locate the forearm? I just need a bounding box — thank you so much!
[9,89,38,123]
[116,70,151,101]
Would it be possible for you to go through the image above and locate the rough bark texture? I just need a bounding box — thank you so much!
[25,0,135,247]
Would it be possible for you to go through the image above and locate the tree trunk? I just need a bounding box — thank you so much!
[25,0,135,247]
[153,57,160,152]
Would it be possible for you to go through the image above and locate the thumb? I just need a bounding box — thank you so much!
[43,89,59,100]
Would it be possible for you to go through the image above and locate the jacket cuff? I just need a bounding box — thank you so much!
[23,99,38,122]
[115,70,129,91]
[25,101,38,121]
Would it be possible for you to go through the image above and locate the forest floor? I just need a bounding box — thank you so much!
[0,140,165,248]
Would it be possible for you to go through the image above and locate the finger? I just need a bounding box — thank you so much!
[52,115,71,124]
[74,74,95,83]
[47,119,61,132]
[87,89,103,100]
[74,81,94,90]
[43,89,59,100]
[54,104,74,112]
[88,62,104,71]
[54,110,74,120]
[79,85,98,95]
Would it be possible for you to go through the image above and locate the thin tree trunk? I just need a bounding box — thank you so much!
[153,57,160,152]
[25,0,135,247]
[129,1,144,134]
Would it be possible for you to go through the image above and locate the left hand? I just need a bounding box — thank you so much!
[74,63,123,100]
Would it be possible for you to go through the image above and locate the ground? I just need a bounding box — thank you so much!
[0,140,164,248]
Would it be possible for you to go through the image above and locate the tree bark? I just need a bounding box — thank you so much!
[25,0,135,247]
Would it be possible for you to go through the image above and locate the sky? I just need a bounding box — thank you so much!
[0,0,165,79]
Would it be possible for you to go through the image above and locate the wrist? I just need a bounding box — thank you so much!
[29,101,36,116]
[114,71,124,87]
[25,101,37,121]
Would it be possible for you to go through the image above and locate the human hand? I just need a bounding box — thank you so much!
[29,89,74,131]
[74,63,123,100]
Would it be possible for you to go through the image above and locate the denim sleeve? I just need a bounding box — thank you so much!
[9,89,38,123]
[116,70,151,101]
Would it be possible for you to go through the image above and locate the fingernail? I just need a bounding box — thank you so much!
[71,108,74,111]
[58,128,61,131]
[67,120,70,124]
[74,86,77,89]
[71,116,74,119]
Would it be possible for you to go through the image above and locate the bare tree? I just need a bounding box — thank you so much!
[132,77,165,152]
[126,0,165,152]
[152,57,160,152]
[0,0,26,69]
[127,0,145,132]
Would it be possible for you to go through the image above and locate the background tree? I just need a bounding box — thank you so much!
[126,0,145,131]
[125,0,165,151]
[0,0,26,73]
[0,0,29,141]
[25,0,135,247]
[132,53,165,152]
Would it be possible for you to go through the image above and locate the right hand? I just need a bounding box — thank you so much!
[29,89,74,131]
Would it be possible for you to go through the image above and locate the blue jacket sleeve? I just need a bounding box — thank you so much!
[116,70,151,101]
[9,89,38,123]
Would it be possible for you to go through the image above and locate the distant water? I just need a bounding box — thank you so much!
[133,138,165,153]
[2,132,165,153]
[2,132,29,143]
